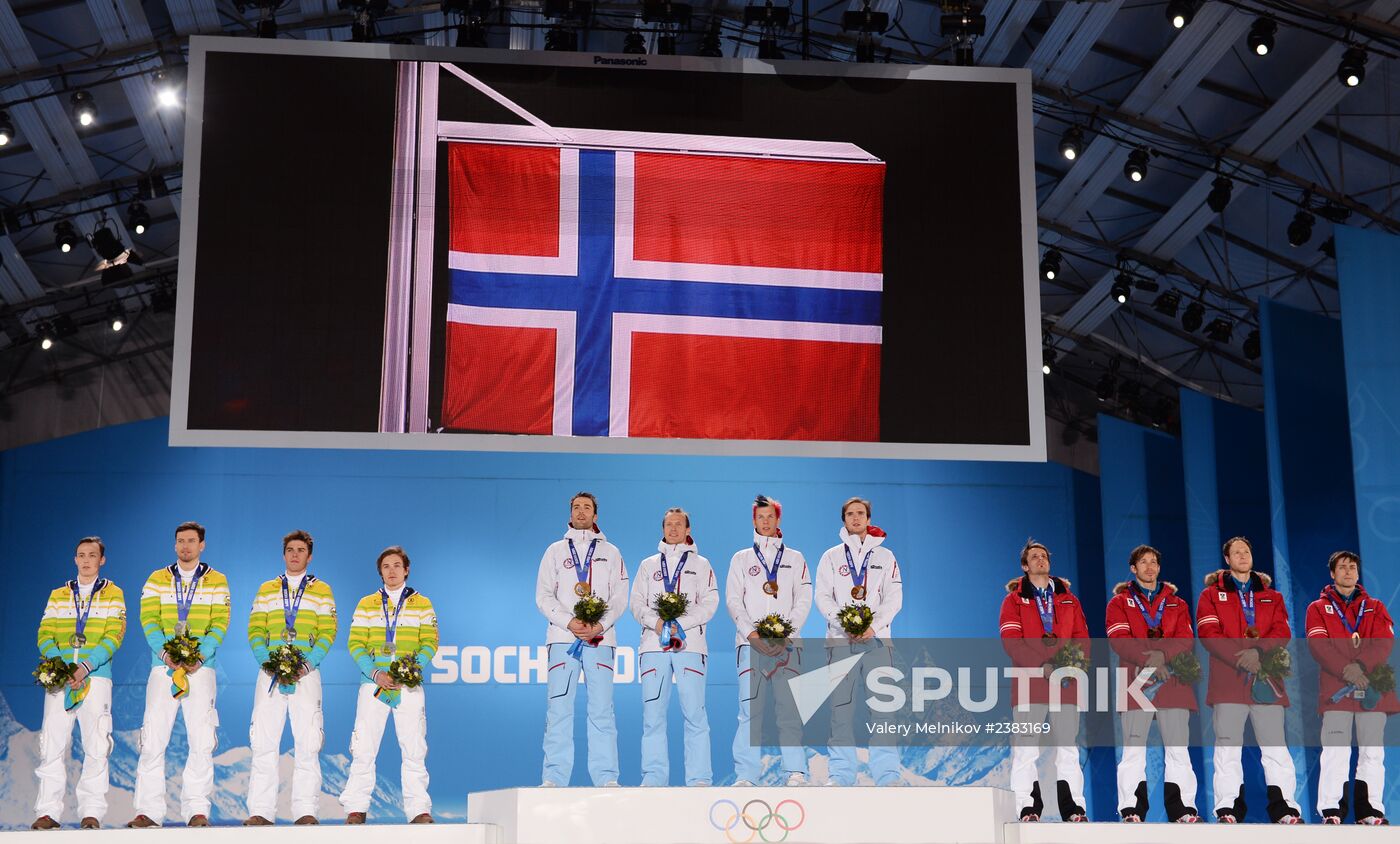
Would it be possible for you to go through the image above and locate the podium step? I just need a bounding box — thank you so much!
[0,823,500,842]
[467,785,1018,844]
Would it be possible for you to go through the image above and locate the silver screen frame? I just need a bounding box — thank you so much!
[171,36,1045,461]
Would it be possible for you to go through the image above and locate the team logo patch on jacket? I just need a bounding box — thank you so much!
[838,565,850,576]
[749,565,760,576]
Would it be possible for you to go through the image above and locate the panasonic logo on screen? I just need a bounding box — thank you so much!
[594,55,648,66]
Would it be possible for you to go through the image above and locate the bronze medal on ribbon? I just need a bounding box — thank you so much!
[1245,625,1260,638]
[762,580,779,596]
[1147,627,1164,639]
[574,582,591,597]
[851,585,867,600]
[1352,631,1362,649]
[1042,632,1057,642]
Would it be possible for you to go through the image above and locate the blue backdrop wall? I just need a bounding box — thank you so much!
[0,417,1100,826]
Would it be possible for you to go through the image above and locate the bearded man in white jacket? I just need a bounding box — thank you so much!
[814,496,904,786]
[535,492,628,787]
[630,507,720,786]
[727,495,813,786]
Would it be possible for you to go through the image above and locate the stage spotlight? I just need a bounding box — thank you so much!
[1040,249,1061,281]
[743,0,789,27]
[544,26,578,50]
[1182,301,1205,332]
[1152,289,1181,317]
[127,201,151,235]
[1205,317,1234,344]
[1206,175,1233,213]
[1042,347,1057,375]
[53,220,79,253]
[1243,329,1261,360]
[698,19,723,55]
[1287,209,1314,247]
[1096,373,1116,402]
[1124,147,1149,183]
[107,305,126,333]
[1110,273,1131,305]
[1247,17,1275,56]
[153,70,180,108]
[90,227,126,261]
[38,321,54,350]
[1339,46,1366,87]
[0,111,13,147]
[623,28,647,53]
[1166,0,1195,29]
[1319,236,1337,260]
[70,90,97,128]
[843,0,889,33]
[1059,125,1084,161]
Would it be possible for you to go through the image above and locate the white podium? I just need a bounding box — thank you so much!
[467,785,1019,844]
[0,824,499,843]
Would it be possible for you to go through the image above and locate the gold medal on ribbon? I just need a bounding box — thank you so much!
[574,582,591,597]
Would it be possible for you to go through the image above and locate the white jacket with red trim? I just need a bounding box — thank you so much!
[536,526,629,647]
[815,527,902,641]
[631,540,720,655]
[726,532,812,647]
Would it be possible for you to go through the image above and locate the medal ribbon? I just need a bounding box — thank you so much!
[568,538,597,592]
[173,565,202,631]
[281,574,315,642]
[1129,584,1167,631]
[660,550,690,650]
[844,546,873,592]
[1326,593,1366,639]
[70,578,104,646]
[1034,585,1056,636]
[1237,579,1256,628]
[753,543,783,591]
[660,550,689,594]
[380,586,414,651]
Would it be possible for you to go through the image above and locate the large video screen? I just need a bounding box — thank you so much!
[171,38,1043,459]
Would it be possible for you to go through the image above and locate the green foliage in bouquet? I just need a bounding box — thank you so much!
[837,603,874,637]
[573,595,608,625]
[1051,642,1090,673]
[1167,650,1202,685]
[1368,663,1396,694]
[388,654,423,689]
[33,656,76,692]
[262,644,307,686]
[654,590,689,623]
[756,613,795,641]
[1258,646,1291,681]
[163,633,202,668]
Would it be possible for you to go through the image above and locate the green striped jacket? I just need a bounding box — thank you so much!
[140,563,232,668]
[37,579,127,680]
[248,574,337,668]
[347,587,438,684]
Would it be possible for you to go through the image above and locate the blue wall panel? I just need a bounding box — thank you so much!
[0,417,1099,825]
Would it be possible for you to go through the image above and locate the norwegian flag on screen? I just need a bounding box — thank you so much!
[443,141,884,440]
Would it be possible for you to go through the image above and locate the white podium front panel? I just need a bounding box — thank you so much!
[467,785,1018,844]
[0,824,499,843]
[1007,822,1393,844]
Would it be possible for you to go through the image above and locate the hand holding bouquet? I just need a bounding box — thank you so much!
[262,644,308,694]
[1250,645,1291,703]
[163,633,203,668]
[388,653,423,689]
[1050,642,1090,678]
[655,591,690,651]
[754,613,796,673]
[33,656,77,692]
[837,603,875,641]
[567,595,609,660]
[163,633,203,700]
[1166,650,1202,685]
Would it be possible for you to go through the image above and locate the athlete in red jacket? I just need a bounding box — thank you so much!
[1195,536,1301,823]
[998,539,1089,823]
[1105,544,1200,823]
[1305,550,1396,825]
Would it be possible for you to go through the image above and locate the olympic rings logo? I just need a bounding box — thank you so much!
[708,798,805,843]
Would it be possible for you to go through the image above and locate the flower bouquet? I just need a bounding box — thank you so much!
[655,590,689,651]
[388,653,423,689]
[1251,645,1290,704]
[163,632,202,700]
[837,603,875,641]
[261,644,307,694]
[1166,650,1202,685]
[567,594,609,659]
[756,613,795,642]
[33,656,76,692]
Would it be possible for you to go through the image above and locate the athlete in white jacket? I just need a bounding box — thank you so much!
[727,495,813,786]
[814,497,904,786]
[536,492,628,787]
[630,508,720,786]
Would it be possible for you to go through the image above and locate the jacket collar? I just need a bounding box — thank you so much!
[167,561,210,581]
[1322,583,1367,604]
[564,526,607,545]
[1204,569,1271,592]
[1009,574,1071,598]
